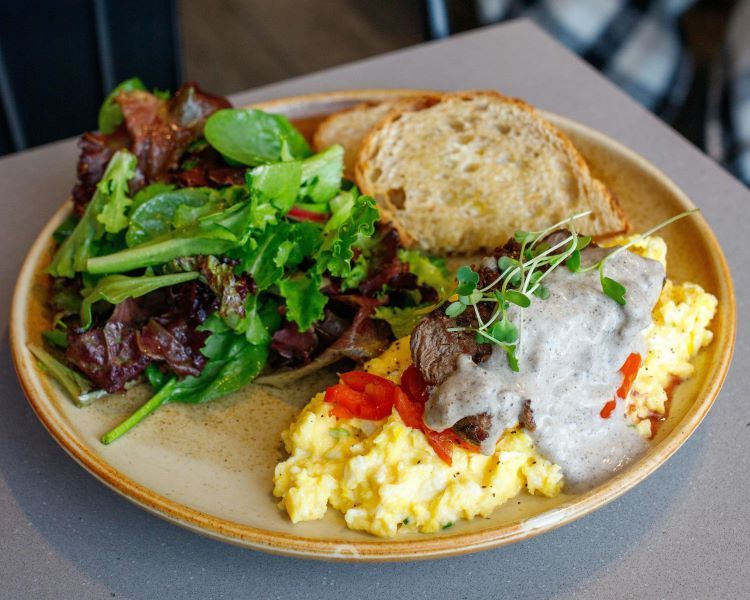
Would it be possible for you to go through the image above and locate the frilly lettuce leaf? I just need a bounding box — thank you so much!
[398,250,453,297]
[315,189,379,278]
[48,149,137,278]
[278,271,328,332]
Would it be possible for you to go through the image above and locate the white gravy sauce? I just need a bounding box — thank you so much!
[424,247,665,491]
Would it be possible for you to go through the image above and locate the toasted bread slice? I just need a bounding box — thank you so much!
[313,96,442,179]
[354,91,628,254]
[313,100,403,179]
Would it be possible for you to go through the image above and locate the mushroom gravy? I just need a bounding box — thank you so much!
[423,247,665,490]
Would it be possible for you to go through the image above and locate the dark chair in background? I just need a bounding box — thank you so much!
[0,0,181,156]
[420,0,480,40]
[418,0,734,149]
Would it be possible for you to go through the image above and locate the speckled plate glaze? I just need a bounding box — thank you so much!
[10,90,736,561]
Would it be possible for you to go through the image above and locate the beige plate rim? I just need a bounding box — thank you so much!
[9,89,737,561]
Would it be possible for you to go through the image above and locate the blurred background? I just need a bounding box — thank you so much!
[0,0,745,179]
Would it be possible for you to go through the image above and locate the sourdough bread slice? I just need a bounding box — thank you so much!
[313,101,402,179]
[354,91,628,253]
[313,96,441,179]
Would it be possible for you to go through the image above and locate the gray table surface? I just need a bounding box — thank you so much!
[1,20,747,600]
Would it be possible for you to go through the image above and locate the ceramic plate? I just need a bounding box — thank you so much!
[10,90,736,561]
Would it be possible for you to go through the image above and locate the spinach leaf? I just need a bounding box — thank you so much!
[126,188,212,247]
[144,363,168,390]
[172,186,248,229]
[171,321,268,404]
[279,271,328,332]
[131,182,176,211]
[48,150,137,278]
[242,145,342,217]
[204,108,311,166]
[98,77,146,134]
[79,271,199,329]
[87,225,238,274]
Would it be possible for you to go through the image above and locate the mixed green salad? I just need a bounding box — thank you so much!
[31,79,449,443]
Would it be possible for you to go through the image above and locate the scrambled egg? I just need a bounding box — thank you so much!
[274,236,717,537]
[602,236,718,437]
[273,339,562,537]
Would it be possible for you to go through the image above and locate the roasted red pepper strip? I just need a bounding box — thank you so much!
[600,400,617,419]
[327,367,478,465]
[394,387,425,430]
[325,372,396,420]
[341,371,395,392]
[400,365,429,404]
[424,430,456,464]
[330,404,355,419]
[601,353,642,419]
[395,381,480,465]
[617,353,642,399]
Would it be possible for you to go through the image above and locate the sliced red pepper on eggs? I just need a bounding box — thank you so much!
[324,365,477,466]
[600,353,642,419]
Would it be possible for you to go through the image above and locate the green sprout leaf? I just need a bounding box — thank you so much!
[488,317,518,344]
[601,276,627,305]
[498,256,522,286]
[504,290,530,308]
[459,291,483,306]
[504,345,520,372]
[566,249,581,272]
[456,266,479,295]
[533,284,550,300]
[514,230,535,244]
[445,301,466,318]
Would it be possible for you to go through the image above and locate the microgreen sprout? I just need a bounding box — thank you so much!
[443,208,699,371]
[574,208,699,304]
